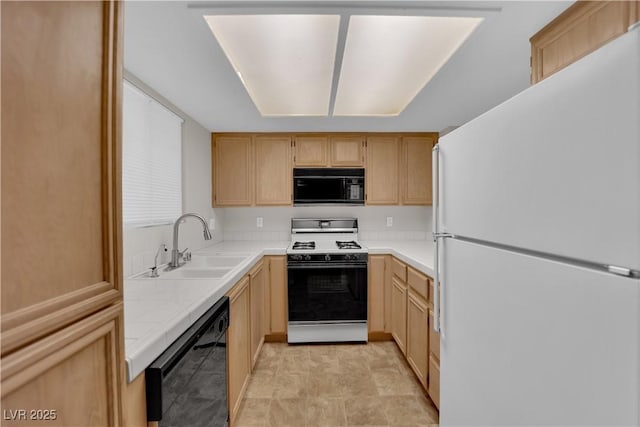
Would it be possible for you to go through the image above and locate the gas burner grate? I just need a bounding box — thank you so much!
[292,241,316,250]
[336,240,362,250]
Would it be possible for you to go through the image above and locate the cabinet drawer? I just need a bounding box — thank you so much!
[391,257,407,282]
[407,267,429,301]
[428,355,440,409]
[428,279,434,304]
[429,309,440,360]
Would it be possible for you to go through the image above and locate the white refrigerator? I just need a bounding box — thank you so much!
[433,24,640,425]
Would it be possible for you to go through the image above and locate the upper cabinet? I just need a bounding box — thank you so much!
[293,136,328,167]
[293,135,365,167]
[254,136,292,206]
[213,132,436,207]
[213,135,253,206]
[401,135,436,205]
[330,136,365,167]
[366,136,400,205]
[530,1,640,83]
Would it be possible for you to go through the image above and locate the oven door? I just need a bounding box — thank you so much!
[287,263,367,323]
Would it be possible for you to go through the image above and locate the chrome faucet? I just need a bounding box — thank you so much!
[168,213,212,269]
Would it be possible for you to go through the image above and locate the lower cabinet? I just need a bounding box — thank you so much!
[390,276,408,355]
[428,309,441,409]
[249,260,265,369]
[227,276,251,422]
[407,291,429,388]
[266,256,287,338]
[368,255,386,334]
[0,304,125,427]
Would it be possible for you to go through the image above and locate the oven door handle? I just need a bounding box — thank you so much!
[287,263,367,269]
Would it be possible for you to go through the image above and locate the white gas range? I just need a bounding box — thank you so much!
[286,218,368,343]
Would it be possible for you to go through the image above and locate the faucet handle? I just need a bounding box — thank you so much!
[184,251,192,262]
[149,266,160,278]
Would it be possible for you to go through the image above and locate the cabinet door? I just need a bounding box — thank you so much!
[530,1,640,83]
[227,277,250,422]
[407,292,428,388]
[249,262,265,369]
[255,136,292,206]
[402,136,435,205]
[428,355,440,409]
[366,136,399,205]
[267,256,288,336]
[1,304,124,427]
[1,0,123,354]
[390,276,407,355]
[213,135,253,206]
[368,255,386,333]
[294,136,328,167]
[429,309,440,360]
[330,136,364,167]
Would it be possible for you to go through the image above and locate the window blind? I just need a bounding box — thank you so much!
[122,80,183,227]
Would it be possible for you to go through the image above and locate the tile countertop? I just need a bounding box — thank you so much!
[123,239,435,383]
[363,240,435,278]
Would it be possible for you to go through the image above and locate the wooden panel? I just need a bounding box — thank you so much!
[213,135,253,206]
[365,136,399,205]
[249,261,265,369]
[530,1,640,83]
[429,309,440,360]
[428,355,440,409]
[391,257,407,282]
[1,0,123,353]
[390,277,407,355]
[227,276,250,423]
[383,256,393,334]
[1,304,124,426]
[294,136,328,167]
[407,291,428,389]
[267,256,287,335]
[368,255,386,333]
[124,373,146,427]
[330,136,364,167]
[402,136,435,205]
[254,136,292,206]
[428,279,434,305]
[407,267,429,302]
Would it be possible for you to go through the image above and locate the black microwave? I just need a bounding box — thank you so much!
[293,168,365,206]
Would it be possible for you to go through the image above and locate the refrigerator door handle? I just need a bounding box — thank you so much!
[432,144,453,335]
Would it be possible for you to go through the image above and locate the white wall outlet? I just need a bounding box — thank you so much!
[386,216,393,227]
[256,217,263,228]
[208,218,215,230]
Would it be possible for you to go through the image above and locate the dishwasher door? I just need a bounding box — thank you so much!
[146,296,229,427]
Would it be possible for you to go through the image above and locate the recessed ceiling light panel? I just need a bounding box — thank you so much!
[204,15,340,116]
[333,15,483,116]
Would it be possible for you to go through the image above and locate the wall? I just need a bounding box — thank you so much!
[222,206,431,241]
[122,72,224,278]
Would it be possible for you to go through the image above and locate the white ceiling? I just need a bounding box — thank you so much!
[123,1,571,133]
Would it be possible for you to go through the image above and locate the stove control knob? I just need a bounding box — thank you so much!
[345,254,352,261]
[325,254,331,262]
[305,254,311,261]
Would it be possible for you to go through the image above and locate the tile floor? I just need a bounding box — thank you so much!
[234,341,439,427]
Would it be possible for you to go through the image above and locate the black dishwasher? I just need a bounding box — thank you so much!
[146,296,229,427]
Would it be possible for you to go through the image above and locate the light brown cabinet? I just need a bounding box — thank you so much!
[1,1,125,424]
[293,136,329,167]
[407,291,429,388]
[249,261,266,369]
[390,276,408,355]
[266,256,288,338]
[227,276,251,422]
[366,136,400,205]
[213,135,253,206]
[530,1,640,84]
[330,136,365,166]
[428,309,441,409]
[254,136,292,206]
[368,255,386,334]
[402,136,436,205]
